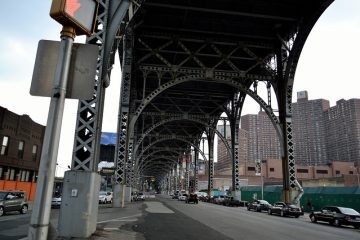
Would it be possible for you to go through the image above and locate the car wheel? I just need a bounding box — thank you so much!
[280,210,285,217]
[0,206,4,216]
[295,215,300,218]
[20,205,28,214]
[310,215,317,223]
[256,207,260,212]
[268,209,272,215]
[354,225,360,229]
[333,219,341,227]
[247,207,251,211]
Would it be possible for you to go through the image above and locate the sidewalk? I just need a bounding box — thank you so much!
[26,201,145,240]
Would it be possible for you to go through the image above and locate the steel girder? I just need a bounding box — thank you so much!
[71,0,110,171]
[70,0,334,204]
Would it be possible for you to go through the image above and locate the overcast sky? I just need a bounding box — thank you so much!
[1,1,359,176]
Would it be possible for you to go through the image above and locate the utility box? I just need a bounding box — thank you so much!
[58,170,100,238]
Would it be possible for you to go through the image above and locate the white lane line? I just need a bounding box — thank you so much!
[97,213,142,224]
[145,202,174,214]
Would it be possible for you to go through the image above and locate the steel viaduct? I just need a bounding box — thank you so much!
[68,0,333,225]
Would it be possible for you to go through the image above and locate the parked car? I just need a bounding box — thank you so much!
[267,202,302,218]
[172,192,179,200]
[0,190,28,216]
[309,206,360,229]
[185,193,198,204]
[247,199,271,212]
[135,192,145,201]
[224,196,241,207]
[99,191,113,204]
[214,195,226,205]
[178,194,188,201]
[51,196,62,208]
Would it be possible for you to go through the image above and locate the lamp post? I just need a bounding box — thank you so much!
[351,166,360,187]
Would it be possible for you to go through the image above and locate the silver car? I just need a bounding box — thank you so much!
[0,190,28,216]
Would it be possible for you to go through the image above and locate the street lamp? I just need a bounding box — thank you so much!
[350,166,360,187]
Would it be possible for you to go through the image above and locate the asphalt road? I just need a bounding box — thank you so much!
[159,195,360,240]
[0,196,359,240]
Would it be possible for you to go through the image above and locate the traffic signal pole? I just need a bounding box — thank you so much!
[28,26,75,240]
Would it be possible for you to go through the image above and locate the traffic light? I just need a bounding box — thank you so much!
[50,0,99,36]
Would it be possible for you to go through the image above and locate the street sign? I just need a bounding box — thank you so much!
[31,40,98,100]
[50,0,99,36]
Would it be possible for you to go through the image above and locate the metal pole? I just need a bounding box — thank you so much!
[28,26,75,240]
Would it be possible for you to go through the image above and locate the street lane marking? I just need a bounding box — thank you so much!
[145,202,174,214]
[97,214,142,224]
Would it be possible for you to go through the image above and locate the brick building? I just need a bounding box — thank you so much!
[0,106,45,188]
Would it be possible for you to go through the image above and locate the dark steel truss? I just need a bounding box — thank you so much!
[72,0,334,203]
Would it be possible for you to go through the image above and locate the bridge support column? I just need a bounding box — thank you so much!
[231,119,241,200]
[114,26,134,207]
[194,147,199,192]
[276,41,301,204]
[207,128,215,196]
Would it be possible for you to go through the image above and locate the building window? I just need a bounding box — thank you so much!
[335,170,340,175]
[247,167,255,171]
[32,145,38,161]
[316,169,328,174]
[349,171,354,174]
[18,141,25,159]
[270,168,275,172]
[297,169,309,173]
[1,136,9,155]
[9,168,15,181]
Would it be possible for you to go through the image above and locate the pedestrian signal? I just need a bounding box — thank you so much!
[50,0,99,36]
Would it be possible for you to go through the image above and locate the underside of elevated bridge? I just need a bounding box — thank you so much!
[71,0,334,204]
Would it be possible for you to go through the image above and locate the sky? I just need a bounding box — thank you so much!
[1,1,359,177]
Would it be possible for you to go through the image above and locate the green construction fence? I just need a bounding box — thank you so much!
[240,186,360,212]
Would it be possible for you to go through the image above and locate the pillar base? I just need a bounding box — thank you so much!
[58,170,100,238]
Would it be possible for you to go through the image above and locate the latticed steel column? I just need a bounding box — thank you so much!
[207,129,215,195]
[115,27,133,185]
[194,148,199,192]
[185,155,190,192]
[174,165,178,193]
[71,0,109,171]
[231,120,240,192]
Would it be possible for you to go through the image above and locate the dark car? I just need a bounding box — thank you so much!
[247,199,271,212]
[224,196,241,207]
[0,190,28,216]
[268,201,302,218]
[309,206,360,229]
[185,193,198,204]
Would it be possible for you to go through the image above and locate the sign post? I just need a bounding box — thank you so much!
[27,1,98,239]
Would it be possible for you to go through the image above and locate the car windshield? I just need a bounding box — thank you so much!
[99,192,107,196]
[338,207,359,215]
[0,192,6,200]
[259,200,269,204]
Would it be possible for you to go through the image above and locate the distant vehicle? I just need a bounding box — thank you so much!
[178,194,188,201]
[267,202,302,218]
[185,193,198,204]
[51,196,62,208]
[0,190,28,216]
[224,196,241,207]
[214,195,226,205]
[309,206,360,229]
[172,192,179,200]
[136,192,145,201]
[247,200,271,212]
[99,191,113,204]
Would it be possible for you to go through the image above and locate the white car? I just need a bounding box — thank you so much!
[99,191,113,204]
[51,196,62,208]
[178,194,188,201]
